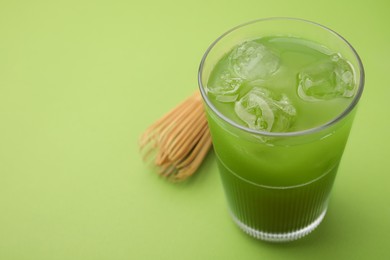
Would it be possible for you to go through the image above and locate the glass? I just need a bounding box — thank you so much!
[198,18,364,242]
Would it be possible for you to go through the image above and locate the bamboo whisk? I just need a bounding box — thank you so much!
[139,91,212,181]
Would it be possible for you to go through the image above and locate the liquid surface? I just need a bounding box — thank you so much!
[206,36,357,133]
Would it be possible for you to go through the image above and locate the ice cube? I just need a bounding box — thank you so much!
[297,53,356,101]
[207,70,243,102]
[234,87,296,132]
[229,41,280,80]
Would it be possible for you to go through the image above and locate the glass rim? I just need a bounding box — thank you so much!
[198,17,365,137]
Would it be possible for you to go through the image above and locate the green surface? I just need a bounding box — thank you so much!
[0,0,389,259]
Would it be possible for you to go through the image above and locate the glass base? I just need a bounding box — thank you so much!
[230,208,327,242]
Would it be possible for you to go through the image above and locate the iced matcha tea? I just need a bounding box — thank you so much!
[198,18,364,242]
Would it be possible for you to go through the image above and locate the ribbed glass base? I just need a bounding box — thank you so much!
[231,208,327,242]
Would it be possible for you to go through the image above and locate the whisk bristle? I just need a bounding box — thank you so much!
[139,91,212,181]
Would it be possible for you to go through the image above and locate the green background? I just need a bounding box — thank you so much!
[0,0,389,259]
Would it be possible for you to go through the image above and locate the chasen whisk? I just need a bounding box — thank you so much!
[139,91,212,181]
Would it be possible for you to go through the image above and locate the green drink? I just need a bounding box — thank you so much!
[198,18,364,242]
